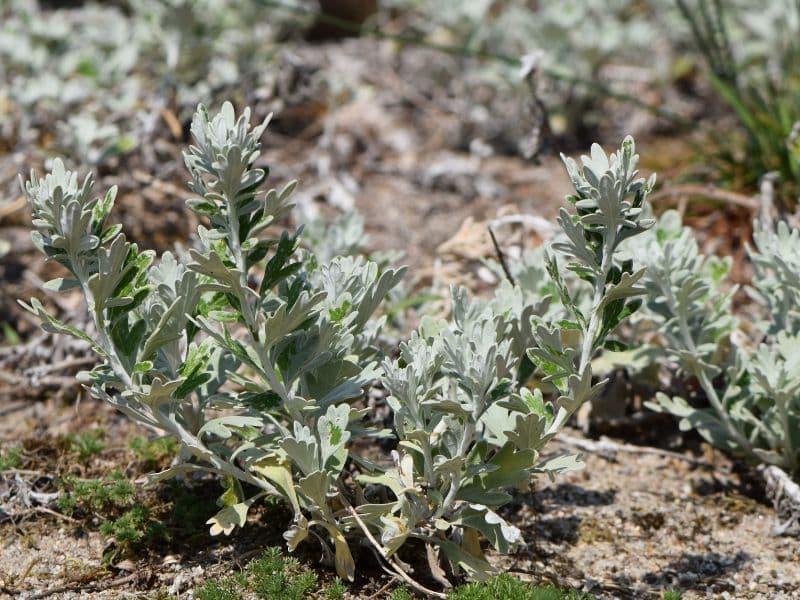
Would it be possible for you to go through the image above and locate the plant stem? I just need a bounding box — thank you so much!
[342,500,447,599]
[580,245,613,371]
[437,421,474,517]
[662,280,755,456]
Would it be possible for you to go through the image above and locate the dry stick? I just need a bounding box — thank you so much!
[25,571,140,599]
[25,356,97,376]
[648,184,759,210]
[488,226,515,287]
[344,504,447,599]
[1,468,44,476]
[33,506,80,523]
[556,433,714,468]
[760,464,800,534]
[365,578,397,600]
[425,543,453,591]
[16,557,40,586]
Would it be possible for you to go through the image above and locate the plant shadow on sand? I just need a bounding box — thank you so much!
[638,551,751,593]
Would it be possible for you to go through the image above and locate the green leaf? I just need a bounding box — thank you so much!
[318,404,351,474]
[133,361,153,374]
[602,339,629,352]
[20,298,102,351]
[452,505,522,554]
[198,416,263,440]
[438,539,497,581]
[240,390,281,410]
[43,278,81,292]
[458,443,535,503]
[175,342,215,399]
[315,520,355,582]
[260,230,301,294]
[252,455,301,515]
[207,500,253,536]
[110,318,146,361]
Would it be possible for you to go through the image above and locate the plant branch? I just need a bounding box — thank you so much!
[343,500,447,599]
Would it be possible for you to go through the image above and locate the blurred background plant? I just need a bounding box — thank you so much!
[675,0,800,204]
[0,0,312,167]
[375,0,686,152]
[0,0,694,173]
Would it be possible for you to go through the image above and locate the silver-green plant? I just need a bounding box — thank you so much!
[21,119,656,590]
[0,0,306,167]
[640,210,800,479]
[21,101,405,583]
[533,138,656,428]
[374,137,655,583]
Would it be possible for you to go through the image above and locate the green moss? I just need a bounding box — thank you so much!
[66,429,105,460]
[196,577,243,600]
[0,446,22,471]
[191,554,598,600]
[193,547,352,600]
[325,578,347,600]
[246,547,318,600]
[57,471,135,516]
[129,436,178,469]
[449,575,593,600]
[99,505,168,558]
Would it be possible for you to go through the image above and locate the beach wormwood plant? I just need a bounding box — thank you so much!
[21,102,654,592]
[636,210,800,481]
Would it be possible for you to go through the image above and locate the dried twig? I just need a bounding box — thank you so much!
[556,433,713,467]
[23,571,141,599]
[32,506,79,523]
[425,543,453,591]
[649,184,758,210]
[760,464,800,536]
[25,356,97,377]
[365,578,397,600]
[343,500,447,599]
[488,226,515,287]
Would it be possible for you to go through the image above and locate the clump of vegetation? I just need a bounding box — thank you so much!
[99,505,166,556]
[379,0,681,150]
[65,429,105,461]
[448,574,594,600]
[56,470,168,559]
[57,471,135,516]
[55,468,224,561]
[0,0,308,166]
[0,445,22,471]
[676,0,800,201]
[9,3,800,598]
[21,101,654,592]
[195,547,333,600]
[632,210,800,479]
[193,551,598,600]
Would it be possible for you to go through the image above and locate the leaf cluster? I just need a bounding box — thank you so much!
[22,104,654,585]
[637,210,800,478]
